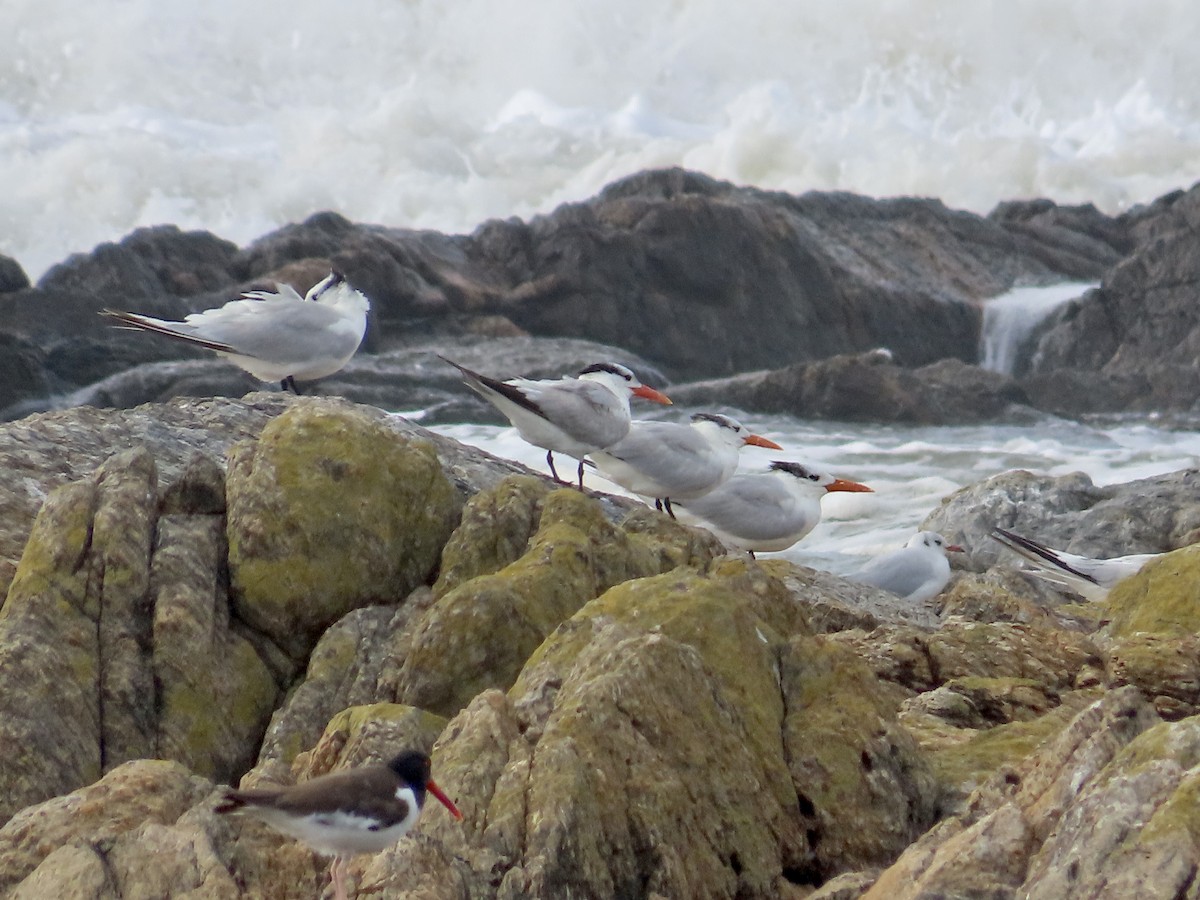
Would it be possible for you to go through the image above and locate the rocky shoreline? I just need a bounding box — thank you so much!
[1,168,1198,424]
[2,169,1200,898]
[0,392,1197,898]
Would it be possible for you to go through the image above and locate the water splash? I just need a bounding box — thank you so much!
[979,283,1094,375]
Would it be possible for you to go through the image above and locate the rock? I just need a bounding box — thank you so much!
[768,560,937,630]
[2,169,1147,419]
[251,599,438,784]
[665,353,1033,425]
[1103,633,1200,720]
[0,393,291,598]
[0,447,280,824]
[226,402,459,663]
[1103,545,1200,637]
[0,759,215,895]
[1025,183,1200,412]
[428,564,815,899]
[782,636,940,880]
[431,475,552,597]
[988,198,1132,277]
[64,335,669,425]
[924,466,1200,576]
[390,484,724,717]
[863,687,1160,899]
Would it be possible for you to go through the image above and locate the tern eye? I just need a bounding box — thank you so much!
[807,473,819,481]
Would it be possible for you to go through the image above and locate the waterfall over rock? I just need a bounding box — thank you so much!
[980,283,1094,375]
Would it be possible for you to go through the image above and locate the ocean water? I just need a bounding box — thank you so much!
[4,0,1200,281]
[8,1,1200,573]
[427,413,1200,576]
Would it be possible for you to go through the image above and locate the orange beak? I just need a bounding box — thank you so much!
[826,478,873,493]
[743,434,783,450]
[632,385,672,405]
[426,779,463,821]
[946,544,965,553]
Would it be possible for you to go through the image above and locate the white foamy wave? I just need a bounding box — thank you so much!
[428,413,1200,575]
[3,0,1199,280]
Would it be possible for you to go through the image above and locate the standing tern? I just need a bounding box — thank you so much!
[102,270,369,393]
[440,356,672,487]
[215,750,461,900]
[675,461,873,556]
[588,413,783,517]
[989,526,1160,601]
[851,531,964,603]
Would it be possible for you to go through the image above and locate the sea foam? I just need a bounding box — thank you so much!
[3,0,1199,280]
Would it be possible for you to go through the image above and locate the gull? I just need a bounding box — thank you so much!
[675,461,873,556]
[102,270,369,393]
[440,356,672,487]
[588,413,783,517]
[215,750,462,900]
[989,526,1160,601]
[851,531,964,603]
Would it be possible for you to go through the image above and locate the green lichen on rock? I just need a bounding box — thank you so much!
[783,635,939,876]
[226,402,458,661]
[292,702,450,780]
[926,689,1101,798]
[433,475,550,597]
[1105,546,1200,638]
[394,487,719,718]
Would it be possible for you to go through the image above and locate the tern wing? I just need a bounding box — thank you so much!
[680,476,812,544]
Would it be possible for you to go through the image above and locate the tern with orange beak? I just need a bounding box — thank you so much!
[215,750,462,900]
[589,413,784,517]
[676,461,873,556]
[440,356,671,488]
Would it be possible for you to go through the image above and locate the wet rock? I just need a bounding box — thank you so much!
[666,352,1032,425]
[3,169,1141,419]
[1027,183,1200,412]
[226,403,459,663]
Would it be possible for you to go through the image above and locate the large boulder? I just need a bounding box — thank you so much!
[0,448,279,824]
[225,402,459,663]
[1025,182,1200,412]
[667,352,1033,424]
[390,481,724,717]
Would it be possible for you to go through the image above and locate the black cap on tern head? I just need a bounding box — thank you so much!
[577,362,635,381]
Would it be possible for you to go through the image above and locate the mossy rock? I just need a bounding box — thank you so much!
[395,488,719,718]
[927,689,1101,800]
[513,561,812,807]
[292,702,449,781]
[1105,546,1200,638]
[226,402,457,661]
[783,635,939,877]
[433,475,551,598]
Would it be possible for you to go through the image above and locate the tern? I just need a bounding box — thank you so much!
[215,750,462,900]
[989,526,1160,601]
[851,531,964,603]
[588,413,783,517]
[675,461,873,556]
[102,270,370,393]
[440,356,672,487]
